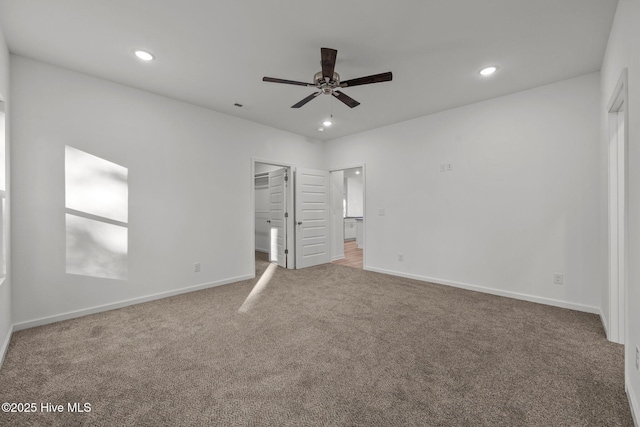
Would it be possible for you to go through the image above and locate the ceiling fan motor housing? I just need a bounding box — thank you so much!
[314,71,340,94]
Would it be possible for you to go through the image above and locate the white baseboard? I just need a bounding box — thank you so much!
[13,274,253,332]
[627,382,639,427]
[332,255,345,262]
[0,324,14,370]
[364,266,600,314]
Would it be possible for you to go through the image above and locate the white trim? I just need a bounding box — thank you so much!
[600,308,610,339]
[364,266,600,314]
[331,255,345,262]
[0,324,13,369]
[607,68,629,344]
[12,274,253,332]
[250,159,256,279]
[329,163,366,173]
[607,68,629,112]
[627,383,639,427]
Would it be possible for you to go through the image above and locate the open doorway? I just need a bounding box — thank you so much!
[330,166,364,269]
[252,160,334,273]
[253,160,295,270]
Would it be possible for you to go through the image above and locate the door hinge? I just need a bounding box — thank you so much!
[284,212,288,218]
[285,249,288,255]
[284,173,289,182]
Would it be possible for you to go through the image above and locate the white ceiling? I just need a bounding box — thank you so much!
[0,0,618,141]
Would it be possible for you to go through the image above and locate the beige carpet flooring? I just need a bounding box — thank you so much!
[0,255,633,426]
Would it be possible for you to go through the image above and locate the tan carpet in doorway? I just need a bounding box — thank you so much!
[0,257,633,426]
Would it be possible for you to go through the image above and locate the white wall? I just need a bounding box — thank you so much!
[0,22,11,366]
[325,73,603,313]
[10,55,323,327]
[601,0,640,421]
[254,163,281,174]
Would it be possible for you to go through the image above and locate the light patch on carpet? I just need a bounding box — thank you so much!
[239,262,277,313]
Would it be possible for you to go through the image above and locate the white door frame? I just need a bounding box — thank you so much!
[268,167,288,267]
[330,163,366,269]
[329,170,346,262]
[251,158,296,271]
[607,69,628,345]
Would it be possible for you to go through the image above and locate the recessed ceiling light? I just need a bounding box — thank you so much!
[134,50,154,61]
[317,127,324,132]
[323,119,332,127]
[479,66,497,76]
[355,170,360,175]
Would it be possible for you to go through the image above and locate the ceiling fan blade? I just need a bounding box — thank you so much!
[263,77,314,87]
[332,91,360,108]
[291,92,321,108]
[321,47,337,81]
[340,71,393,88]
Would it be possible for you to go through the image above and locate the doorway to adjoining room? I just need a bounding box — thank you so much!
[253,161,333,271]
[331,166,364,269]
[254,161,293,269]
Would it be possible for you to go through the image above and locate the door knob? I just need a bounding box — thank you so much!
[297,222,302,225]
[266,219,271,223]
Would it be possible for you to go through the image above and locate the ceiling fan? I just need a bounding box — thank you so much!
[262,47,393,109]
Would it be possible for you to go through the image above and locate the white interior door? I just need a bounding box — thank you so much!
[268,168,287,268]
[295,167,330,269]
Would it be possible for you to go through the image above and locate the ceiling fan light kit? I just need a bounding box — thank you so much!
[479,66,497,76]
[263,47,393,109]
[134,50,154,61]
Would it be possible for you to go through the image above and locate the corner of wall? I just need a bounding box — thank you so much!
[627,383,639,427]
[599,307,609,339]
[0,20,12,371]
[600,1,640,423]
[0,323,13,369]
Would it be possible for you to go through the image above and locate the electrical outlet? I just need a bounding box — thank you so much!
[636,347,639,371]
[398,253,404,262]
[194,262,201,273]
[447,163,453,171]
[378,208,385,216]
[553,273,563,285]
